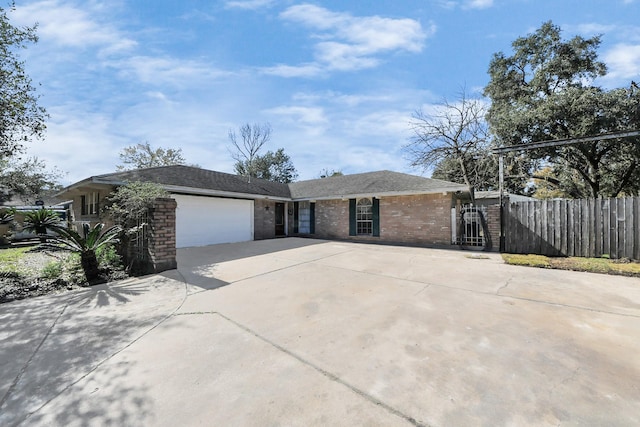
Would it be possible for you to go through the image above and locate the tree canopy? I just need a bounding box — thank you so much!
[229,123,298,183]
[105,181,169,224]
[0,157,63,203]
[116,142,188,171]
[234,148,298,183]
[0,3,47,158]
[484,21,640,197]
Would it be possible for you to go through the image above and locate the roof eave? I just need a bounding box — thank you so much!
[162,184,291,201]
[291,187,469,201]
[54,177,110,197]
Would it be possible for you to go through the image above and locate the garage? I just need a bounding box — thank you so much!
[173,194,254,248]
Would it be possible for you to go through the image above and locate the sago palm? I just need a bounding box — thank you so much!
[49,223,122,283]
[23,209,61,242]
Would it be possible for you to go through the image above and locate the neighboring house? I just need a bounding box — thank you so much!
[2,201,72,241]
[56,166,469,248]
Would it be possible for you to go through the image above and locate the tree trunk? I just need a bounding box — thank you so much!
[458,157,475,204]
[81,250,100,283]
[36,226,47,243]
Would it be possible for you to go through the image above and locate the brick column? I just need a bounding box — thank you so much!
[147,197,177,273]
[485,204,502,252]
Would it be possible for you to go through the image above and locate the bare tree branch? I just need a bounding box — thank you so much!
[405,89,490,202]
[228,122,272,179]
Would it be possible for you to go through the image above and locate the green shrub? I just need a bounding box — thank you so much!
[97,244,122,270]
[62,253,85,285]
[41,261,63,280]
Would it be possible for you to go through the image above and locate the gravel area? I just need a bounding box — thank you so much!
[16,250,65,272]
[0,248,81,304]
[1,245,129,304]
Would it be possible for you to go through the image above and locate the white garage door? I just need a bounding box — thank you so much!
[173,194,254,248]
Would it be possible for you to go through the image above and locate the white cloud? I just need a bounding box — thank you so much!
[113,56,234,87]
[338,145,406,173]
[224,0,276,10]
[265,106,329,137]
[347,110,413,139]
[261,63,324,78]
[25,106,126,184]
[266,106,328,125]
[465,0,494,9]
[292,91,395,107]
[145,91,170,102]
[264,4,431,77]
[436,0,494,10]
[570,23,617,35]
[603,43,640,80]
[12,0,135,54]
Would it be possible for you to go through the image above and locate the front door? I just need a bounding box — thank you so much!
[275,202,285,236]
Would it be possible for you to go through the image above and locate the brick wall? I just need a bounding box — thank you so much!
[254,199,276,240]
[314,199,349,239]
[380,194,454,245]
[313,193,456,246]
[485,203,501,252]
[146,197,177,273]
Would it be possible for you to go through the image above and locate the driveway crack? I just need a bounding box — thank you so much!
[496,277,513,295]
[214,311,432,427]
[414,284,431,296]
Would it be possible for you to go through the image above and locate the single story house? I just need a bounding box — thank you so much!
[57,165,470,248]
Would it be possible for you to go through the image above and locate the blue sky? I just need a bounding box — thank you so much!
[10,0,640,185]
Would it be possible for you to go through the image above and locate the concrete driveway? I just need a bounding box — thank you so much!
[1,238,639,426]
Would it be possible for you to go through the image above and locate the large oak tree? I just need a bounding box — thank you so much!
[484,21,640,198]
[116,142,189,170]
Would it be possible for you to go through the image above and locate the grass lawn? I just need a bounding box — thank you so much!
[502,253,640,277]
[0,246,33,274]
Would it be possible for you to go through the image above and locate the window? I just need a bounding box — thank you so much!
[349,197,379,237]
[81,192,99,216]
[295,201,316,234]
[356,198,373,235]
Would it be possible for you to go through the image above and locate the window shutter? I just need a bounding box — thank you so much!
[81,195,87,216]
[293,202,299,234]
[349,198,356,236]
[310,202,315,234]
[96,193,100,215]
[372,197,380,237]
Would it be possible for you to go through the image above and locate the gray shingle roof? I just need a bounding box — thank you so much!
[64,167,467,200]
[90,165,292,198]
[288,170,467,199]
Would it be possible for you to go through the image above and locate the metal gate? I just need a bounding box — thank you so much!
[118,212,150,274]
[457,204,488,249]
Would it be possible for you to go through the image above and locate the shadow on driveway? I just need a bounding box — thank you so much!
[0,275,186,426]
[174,237,327,290]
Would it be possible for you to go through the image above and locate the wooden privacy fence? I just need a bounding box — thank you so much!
[504,197,640,259]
